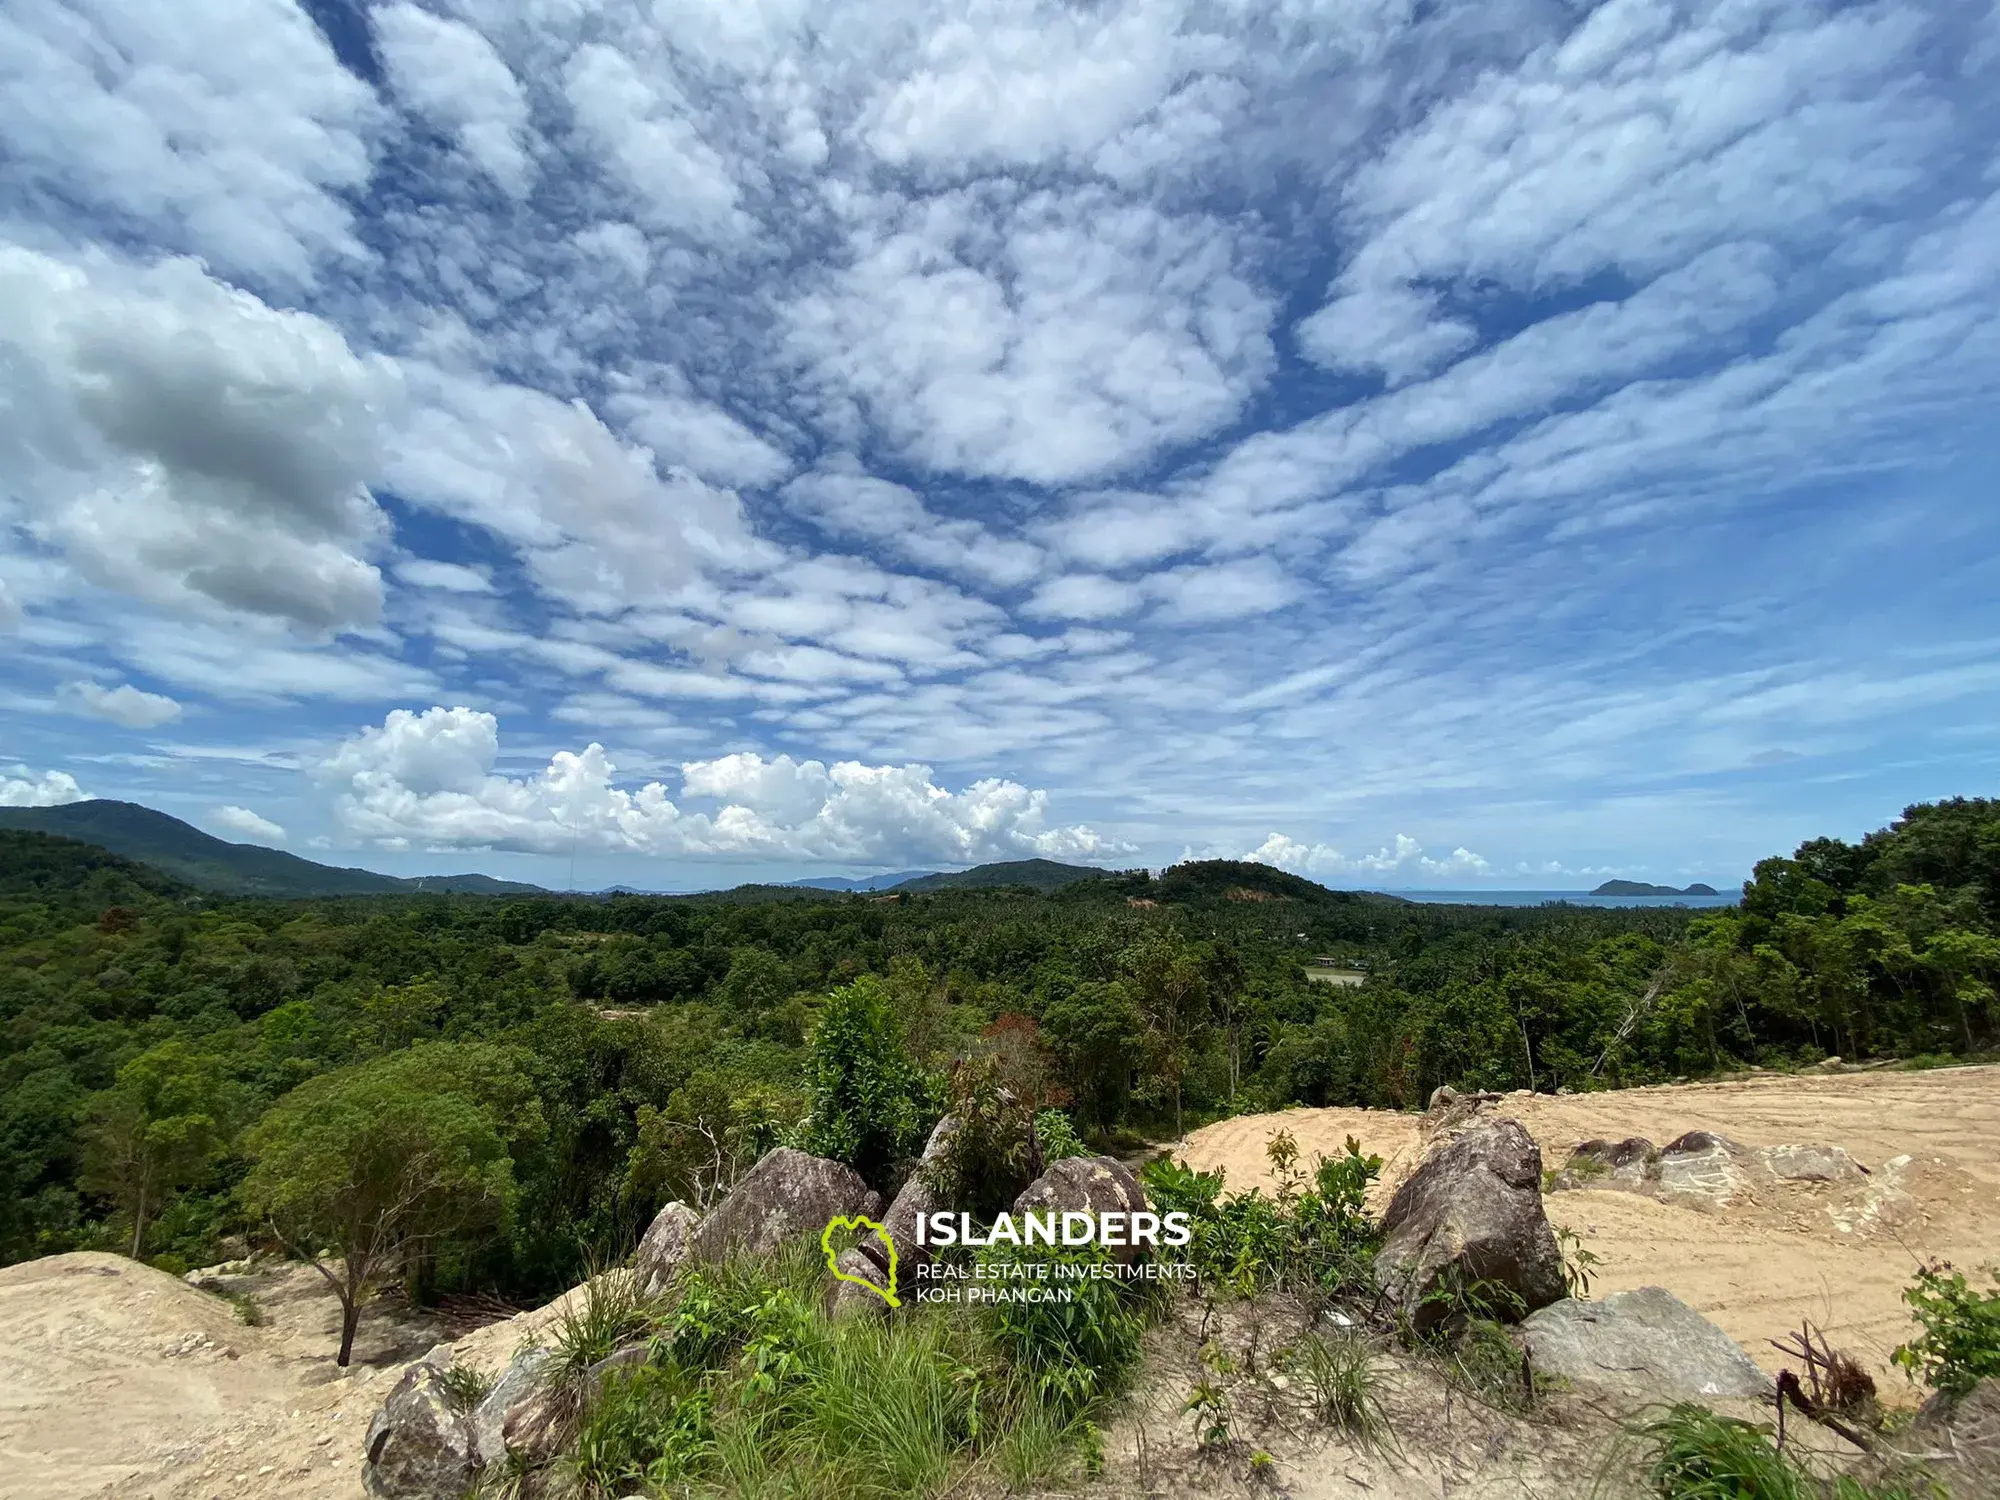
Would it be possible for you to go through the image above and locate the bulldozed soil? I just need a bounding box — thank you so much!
[1181,1063,2000,1386]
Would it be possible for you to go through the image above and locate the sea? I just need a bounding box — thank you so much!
[1382,889,1739,909]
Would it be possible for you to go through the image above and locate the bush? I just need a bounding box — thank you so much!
[1141,1132,1381,1297]
[1892,1260,2000,1396]
[1034,1108,1091,1162]
[565,1363,713,1495]
[1639,1403,1932,1500]
[979,1242,1148,1417]
[797,976,940,1192]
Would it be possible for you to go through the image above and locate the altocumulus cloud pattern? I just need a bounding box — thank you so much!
[2,0,1998,885]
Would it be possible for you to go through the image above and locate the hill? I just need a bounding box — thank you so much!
[1591,878,1721,897]
[785,870,936,891]
[0,801,544,899]
[888,858,1123,893]
[0,830,194,911]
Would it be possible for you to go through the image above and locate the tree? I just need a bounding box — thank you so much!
[239,1043,541,1365]
[80,1040,232,1259]
[797,975,937,1191]
[1040,980,1142,1136]
[1121,932,1211,1140]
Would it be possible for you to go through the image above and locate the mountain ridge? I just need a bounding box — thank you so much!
[0,801,545,899]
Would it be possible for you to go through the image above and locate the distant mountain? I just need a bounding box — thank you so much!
[1590,878,1721,897]
[0,801,545,899]
[786,870,937,892]
[889,858,1120,893]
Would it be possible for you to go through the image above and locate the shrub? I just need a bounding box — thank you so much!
[1034,1108,1091,1162]
[979,1242,1148,1417]
[1292,1330,1386,1442]
[1892,1260,2000,1396]
[1638,1404,1933,1500]
[797,975,940,1191]
[565,1363,713,1495]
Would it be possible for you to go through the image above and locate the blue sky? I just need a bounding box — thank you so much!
[3,0,1998,891]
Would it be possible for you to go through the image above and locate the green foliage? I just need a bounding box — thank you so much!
[566,1363,713,1495]
[797,975,939,1191]
[1141,1133,1380,1297]
[1034,1108,1090,1162]
[1291,1330,1385,1441]
[79,1038,236,1257]
[923,1056,1037,1218]
[1892,1260,2000,1396]
[1638,1404,1934,1500]
[979,1242,1149,1417]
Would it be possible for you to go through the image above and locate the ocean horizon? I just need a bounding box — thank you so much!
[1381,888,1740,908]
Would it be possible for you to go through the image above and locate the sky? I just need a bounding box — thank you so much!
[2,0,1998,893]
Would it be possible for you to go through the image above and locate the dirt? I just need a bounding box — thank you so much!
[0,1252,559,1500]
[1180,1063,2000,1388]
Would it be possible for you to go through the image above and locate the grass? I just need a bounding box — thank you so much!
[1291,1330,1387,1445]
[1638,1405,1937,1500]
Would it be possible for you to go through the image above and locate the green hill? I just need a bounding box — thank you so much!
[0,801,544,899]
[889,858,1124,893]
[0,829,195,911]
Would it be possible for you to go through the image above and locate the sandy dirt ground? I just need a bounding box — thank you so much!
[0,1252,559,1500]
[1180,1063,2000,1388]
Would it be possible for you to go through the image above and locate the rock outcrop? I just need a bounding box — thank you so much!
[1552,1136,1657,1191]
[1653,1130,1751,1210]
[362,1354,477,1500]
[692,1147,881,1263]
[1013,1154,1150,1265]
[634,1201,699,1299]
[469,1344,551,1469]
[829,1115,959,1318]
[1518,1287,1769,1400]
[1376,1118,1565,1333]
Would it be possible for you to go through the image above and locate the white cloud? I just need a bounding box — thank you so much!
[0,0,376,286]
[384,366,772,616]
[59,680,183,729]
[0,765,86,807]
[785,188,1274,484]
[1241,832,1493,881]
[0,246,398,631]
[1022,573,1147,622]
[395,558,494,594]
[213,803,286,842]
[564,42,747,240]
[321,705,1130,864]
[373,3,535,197]
[606,385,794,489]
[782,460,1043,590]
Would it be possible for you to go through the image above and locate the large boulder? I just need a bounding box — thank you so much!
[363,1357,477,1499]
[1012,1155,1148,1265]
[829,1115,960,1318]
[1376,1118,1565,1334]
[1758,1143,1864,1184]
[1551,1137,1657,1192]
[469,1343,551,1469]
[1519,1288,1769,1400]
[634,1201,700,1299]
[691,1147,881,1263]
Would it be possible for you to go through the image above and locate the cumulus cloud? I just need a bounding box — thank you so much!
[59,680,183,729]
[0,766,86,808]
[564,43,747,240]
[1241,832,1493,881]
[213,804,286,842]
[783,459,1043,591]
[322,706,1131,865]
[373,3,535,197]
[0,246,398,631]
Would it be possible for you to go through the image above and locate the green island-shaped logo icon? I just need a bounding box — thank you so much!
[821,1214,899,1308]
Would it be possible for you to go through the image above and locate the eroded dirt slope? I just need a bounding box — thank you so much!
[1180,1064,2000,1384]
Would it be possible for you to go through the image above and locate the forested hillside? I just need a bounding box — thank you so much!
[1,799,1993,1300]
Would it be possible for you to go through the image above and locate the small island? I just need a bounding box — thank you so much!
[1592,879,1721,897]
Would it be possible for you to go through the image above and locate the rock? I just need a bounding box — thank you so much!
[500,1381,575,1468]
[1519,1288,1769,1400]
[585,1341,650,1384]
[1654,1131,1750,1210]
[829,1115,960,1317]
[1552,1137,1656,1192]
[1888,1378,2000,1497]
[1376,1118,1565,1334]
[362,1360,477,1499]
[1826,1153,1920,1237]
[634,1201,699,1299]
[469,1344,551,1469]
[1759,1143,1864,1183]
[1012,1155,1149,1264]
[691,1147,881,1263]
[1422,1086,1502,1138]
